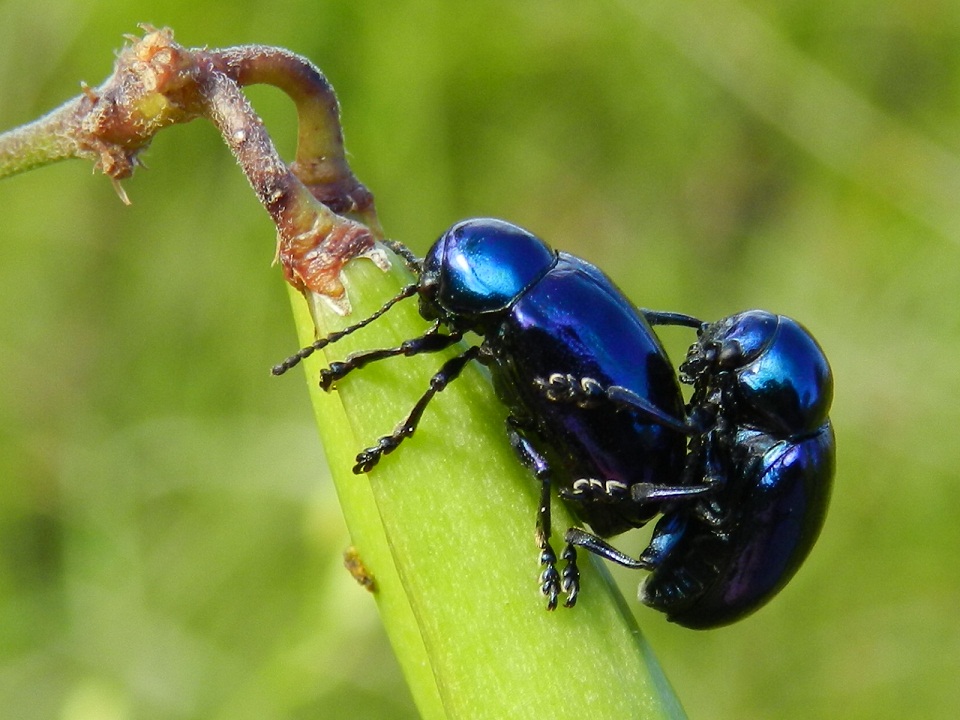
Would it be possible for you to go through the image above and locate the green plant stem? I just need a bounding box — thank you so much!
[288,255,687,720]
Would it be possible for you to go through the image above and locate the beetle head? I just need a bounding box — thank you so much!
[418,218,555,332]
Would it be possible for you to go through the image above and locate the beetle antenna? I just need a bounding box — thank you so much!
[381,239,423,275]
[271,282,419,376]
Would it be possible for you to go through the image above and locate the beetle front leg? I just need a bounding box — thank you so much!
[508,423,579,609]
[353,345,480,472]
[320,322,464,390]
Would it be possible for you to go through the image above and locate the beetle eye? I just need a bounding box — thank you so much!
[717,340,743,367]
[419,275,437,294]
[417,277,441,320]
[702,344,719,365]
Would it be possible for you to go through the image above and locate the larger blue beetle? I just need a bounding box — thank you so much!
[279,217,694,609]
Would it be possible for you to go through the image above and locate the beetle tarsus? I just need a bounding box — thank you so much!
[561,477,630,503]
[540,542,561,611]
[560,543,579,607]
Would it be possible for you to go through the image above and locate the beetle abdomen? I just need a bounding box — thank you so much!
[642,423,834,628]
[491,256,687,535]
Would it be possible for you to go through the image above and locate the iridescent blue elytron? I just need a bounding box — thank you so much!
[274,218,835,627]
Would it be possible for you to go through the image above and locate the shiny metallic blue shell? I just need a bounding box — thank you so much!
[420,219,687,537]
[643,423,834,628]
[420,218,555,324]
[491,254,688,536]
[701,311,833,435]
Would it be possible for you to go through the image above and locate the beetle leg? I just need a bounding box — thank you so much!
[630,481,716,504]
[353,345,480,472]
[507,425,580,609]
[637,512,688,569]
[564,527,655,571]
[641,309,703,329]
[320,322,463,390]
[562,476,715,507]
[272,283,419,375]
[565,513,691,573]
[681,434,730,527]
[535,374,694,435]
[560,543,579,607]
[535,373,606,408]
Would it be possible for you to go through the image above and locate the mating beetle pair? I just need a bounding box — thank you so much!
[275,218,834,629]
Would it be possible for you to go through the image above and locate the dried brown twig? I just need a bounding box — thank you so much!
[0,26,384,310]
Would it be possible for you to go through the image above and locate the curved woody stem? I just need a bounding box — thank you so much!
[211,44,380,233]
[0,26,378,307]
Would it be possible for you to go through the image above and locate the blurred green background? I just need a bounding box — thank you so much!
[2,1,958,718]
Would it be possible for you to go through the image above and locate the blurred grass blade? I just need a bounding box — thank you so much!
[627,0,960,242]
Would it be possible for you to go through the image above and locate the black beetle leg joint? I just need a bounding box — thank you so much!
[352,437,396,473]
[563,478,593,499]
[603,479,629,498]
[536,373,605,408]
[319,363,347,391]
[576,377,605,408]
[630,483,658,503]
[534,373,574,402]
[694,496,729,528]
[563,478,627,503]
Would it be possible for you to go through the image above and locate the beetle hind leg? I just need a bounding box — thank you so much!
[564,527,656,571]
[508,423,580,609]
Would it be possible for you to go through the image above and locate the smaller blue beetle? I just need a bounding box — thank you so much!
[555,310,835,627]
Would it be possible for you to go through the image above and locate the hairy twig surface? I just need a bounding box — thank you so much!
[0,26,380,308]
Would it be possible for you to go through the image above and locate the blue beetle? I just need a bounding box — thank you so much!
[559,310,835,627]
[275,217,701,609]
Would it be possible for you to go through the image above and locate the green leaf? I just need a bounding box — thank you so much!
[287,253,686,720]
